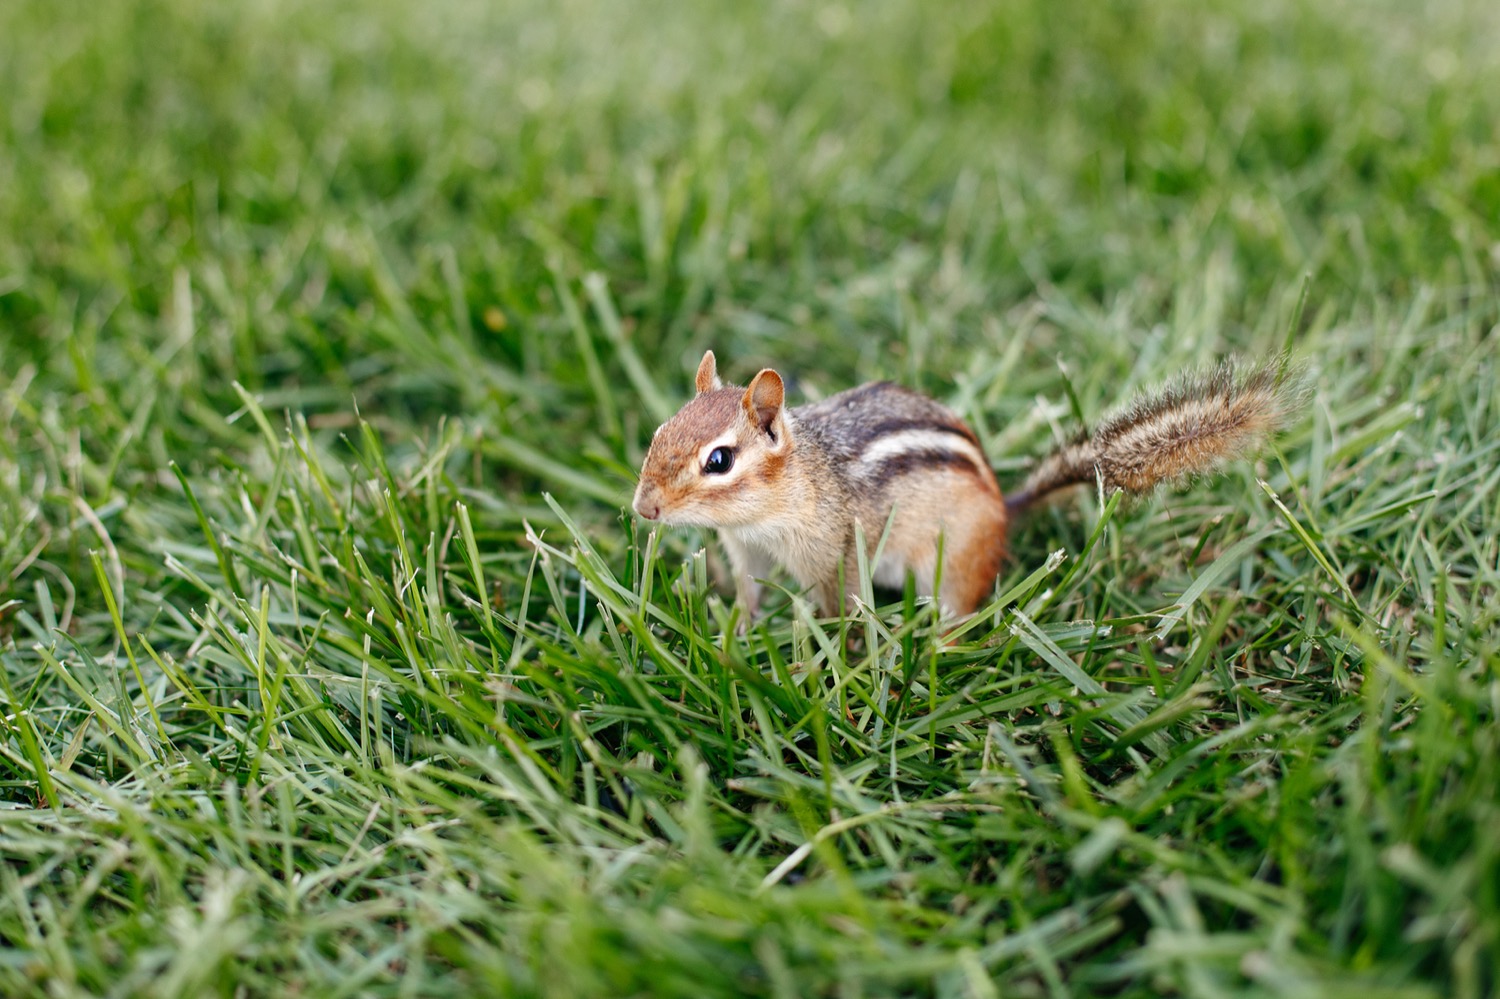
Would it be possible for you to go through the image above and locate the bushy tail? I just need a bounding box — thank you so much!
[1006,358,1305,514]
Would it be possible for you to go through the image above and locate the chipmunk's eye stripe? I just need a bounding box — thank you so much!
[703,446,735,475]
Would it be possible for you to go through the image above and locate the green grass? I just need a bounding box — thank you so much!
[2,0,1499,995]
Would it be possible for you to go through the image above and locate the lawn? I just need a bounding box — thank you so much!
[1,0,1498,995]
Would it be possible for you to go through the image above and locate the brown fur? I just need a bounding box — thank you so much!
[1006,359,1303,511]
[634,352,1302,619]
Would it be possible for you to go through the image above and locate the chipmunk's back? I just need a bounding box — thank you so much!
[793,382,1000,496]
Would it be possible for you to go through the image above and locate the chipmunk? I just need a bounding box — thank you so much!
[633,350,1302,619]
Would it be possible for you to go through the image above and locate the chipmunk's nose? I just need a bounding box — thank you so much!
[632,483,661,521]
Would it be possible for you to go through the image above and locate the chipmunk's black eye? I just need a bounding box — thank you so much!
[703,447,735,475]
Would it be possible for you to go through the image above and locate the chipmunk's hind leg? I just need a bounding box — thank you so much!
[937,497,1007,616]
[870,471,1009,617]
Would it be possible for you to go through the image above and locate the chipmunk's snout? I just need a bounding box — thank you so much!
[632,481,662,521]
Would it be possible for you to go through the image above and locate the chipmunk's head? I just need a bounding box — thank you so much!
[633,351,793,527]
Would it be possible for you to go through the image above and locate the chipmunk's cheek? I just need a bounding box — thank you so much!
[680,493,746,528]
[656,499,700,526]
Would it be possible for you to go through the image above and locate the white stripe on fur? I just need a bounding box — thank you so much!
[859,429,987,473]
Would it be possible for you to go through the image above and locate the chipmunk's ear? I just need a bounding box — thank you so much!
[694,350,722,395]
[743,369,785,437]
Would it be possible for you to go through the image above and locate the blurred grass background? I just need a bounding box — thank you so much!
[1,0,1498,995]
